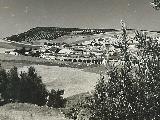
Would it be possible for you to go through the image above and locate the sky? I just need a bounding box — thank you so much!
[0,0,160,37]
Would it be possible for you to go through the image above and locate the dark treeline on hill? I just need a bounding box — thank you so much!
[0,66,66,107]
[5,27,118,42]
[6,27,78,42]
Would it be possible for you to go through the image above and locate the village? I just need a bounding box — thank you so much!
[3,30,144,67]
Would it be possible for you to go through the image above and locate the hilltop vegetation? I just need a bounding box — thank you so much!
[5,27,118,43]
[5,26,160,44]
[6,27,77,42]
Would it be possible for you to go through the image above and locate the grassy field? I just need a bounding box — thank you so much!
[19,65,100,98]
[0,53,51,63]
[0,34,110,120]
[32,33,115,44]
[0,53,101,98]
[49,35,88,43]
[0,53,101,120]
[0,53,74,69]
[0,103,70,120]
[0,53,53,69]
[0,53,105,73]
[0,40,40,49]
[0,41,17,49]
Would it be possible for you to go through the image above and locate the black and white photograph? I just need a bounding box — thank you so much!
[0,0,160,120]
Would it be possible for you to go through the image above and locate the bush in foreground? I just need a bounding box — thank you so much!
[0,66,66,107]
[89,23,160,120]
[47,89,66,108]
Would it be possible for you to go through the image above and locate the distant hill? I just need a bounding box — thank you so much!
[6,27,79,42]
[5,27,118,42]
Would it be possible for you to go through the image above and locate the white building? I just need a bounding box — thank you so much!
[58,48,73,54]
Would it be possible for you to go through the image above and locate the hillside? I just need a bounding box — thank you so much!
[0,103,70,120]
[5,27,118,43]
[6,27,160,45]
[5,27,77,42]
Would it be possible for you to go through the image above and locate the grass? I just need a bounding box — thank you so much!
[0,41,17,49]
[0,53,104,73]
[83,64,107,74]
[19,65,99,98]
[50,35,88,43]
[0,53,77,69]
[65,92,92,108]
[0,33,113,120]
[0,53,54,69]
[0,54,100,120]
[0,53,100,98]
[0,103,70,120]
[0,40,40,49]
[0,93,92,120]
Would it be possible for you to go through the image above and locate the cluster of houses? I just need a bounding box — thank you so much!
[3,29,160,68]
[4,32,146,66]
[39,40,105,64]
[36,33,130,66]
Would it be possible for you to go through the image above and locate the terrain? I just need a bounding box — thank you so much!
[18,65,99,98]
[0,103,69,120]
[5,27,118,44]
[1,27,160,120]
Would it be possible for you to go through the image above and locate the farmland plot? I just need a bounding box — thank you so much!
[19,65,100,97]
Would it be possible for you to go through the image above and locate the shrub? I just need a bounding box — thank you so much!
[0,66,47,105]
[47,89,66,108]
[19,66,48,106]
[0,66,66,107]
[1,67,21,103]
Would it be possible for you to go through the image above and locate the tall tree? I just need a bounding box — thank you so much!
[89,21,160,119]
[3,67,20,102]
[20,66,48,106]
[47,89,66,108]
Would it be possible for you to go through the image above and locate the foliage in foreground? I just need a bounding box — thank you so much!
[89,24,160,119]
[47,89,66,108]
[0,66,66,107]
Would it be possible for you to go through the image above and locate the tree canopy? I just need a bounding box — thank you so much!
[88,22,160,119]
[0,66,66,107]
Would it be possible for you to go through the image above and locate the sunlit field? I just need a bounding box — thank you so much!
[19,65,100,98]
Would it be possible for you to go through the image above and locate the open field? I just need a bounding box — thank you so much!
[0,39,40,49]
[49,35,90,43]
[0,53,51,63]
[0,103,70,120]
[55,33,117,44]
[0,53,53,69]
[0,53,105,73]
[0,41,18,49]
[32,34,100,44]
[19,65,100,98]
[0,53,75,69]
[0,53,101,98]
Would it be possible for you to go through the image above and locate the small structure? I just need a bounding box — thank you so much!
[9,51,19,56]
[58,48,73,54]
